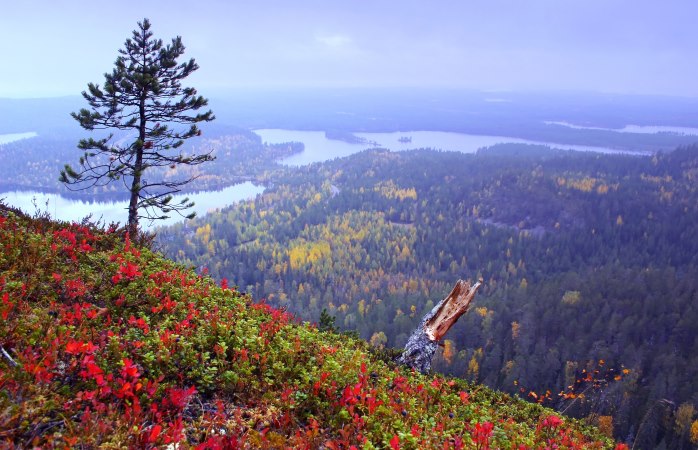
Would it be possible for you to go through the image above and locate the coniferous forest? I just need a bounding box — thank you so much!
[158,142,698,448]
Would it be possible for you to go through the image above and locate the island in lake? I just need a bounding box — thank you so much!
[324,130,378,146]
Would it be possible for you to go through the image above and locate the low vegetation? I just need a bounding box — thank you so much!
[0,205,615,448]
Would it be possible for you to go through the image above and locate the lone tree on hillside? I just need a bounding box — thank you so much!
[61,18,215,233]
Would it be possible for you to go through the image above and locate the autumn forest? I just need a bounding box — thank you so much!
[155,139,698,448]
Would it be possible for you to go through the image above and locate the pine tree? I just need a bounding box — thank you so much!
[61,18,215,233]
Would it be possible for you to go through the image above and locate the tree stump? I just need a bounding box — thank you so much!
[398,279,482,373]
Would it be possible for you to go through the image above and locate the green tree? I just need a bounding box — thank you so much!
[61,18,214,233]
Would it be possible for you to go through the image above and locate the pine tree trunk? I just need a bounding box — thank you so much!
[128,95,147,235]
[398,279,482,373]
[127,169,141,235]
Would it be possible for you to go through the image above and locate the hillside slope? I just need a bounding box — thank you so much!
[0,206,614,448]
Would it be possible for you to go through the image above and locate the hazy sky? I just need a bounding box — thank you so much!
[2,0,697,98]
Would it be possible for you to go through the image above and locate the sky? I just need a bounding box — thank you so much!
[1,0,697,98]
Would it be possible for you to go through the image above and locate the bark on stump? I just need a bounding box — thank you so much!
[398,279,482,373]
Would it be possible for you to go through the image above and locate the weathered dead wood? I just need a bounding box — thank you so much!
[398,279,481,373]
[1,346,18,367]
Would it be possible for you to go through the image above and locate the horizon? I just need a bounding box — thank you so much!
[2,0,698,99]
[5,86,698,102]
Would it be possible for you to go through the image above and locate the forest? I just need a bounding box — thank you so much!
[157,142,698,448]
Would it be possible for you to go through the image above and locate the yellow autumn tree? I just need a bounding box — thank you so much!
[442,339,456,365]
[561,290,581,305]
[288,245,306,270]
[519,278,528,290]
[511,321,520,339]
[195,223,212,245]
[467,348,483,381]
[357,299,366,317]
[369,331,387,349]
[475,306,489,318]
[690,419,698,444]
[467,356,480,381]
[675,403,695,437]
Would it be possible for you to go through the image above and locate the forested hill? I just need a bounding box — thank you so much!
[159,144,698,448]
[0,206,614,448]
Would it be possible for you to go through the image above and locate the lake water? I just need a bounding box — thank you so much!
[544,121,698,135]
[0,132,38,144]
[1,182,264,230]
[254,129,641,166]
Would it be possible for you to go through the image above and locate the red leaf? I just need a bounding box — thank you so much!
[148,424,162,443]
[459,391,470,404]
[390,434,400,450]
[65,340,82,354]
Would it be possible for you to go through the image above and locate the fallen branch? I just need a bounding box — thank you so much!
[398,279,481,373]
[1,346,18,367]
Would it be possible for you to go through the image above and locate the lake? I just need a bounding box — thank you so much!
[0,132,38,144]
[0,128,652,227]
[254,129,643,166]
[544,121,698,135]
[1,131,264,228]
[1,182,264,230]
